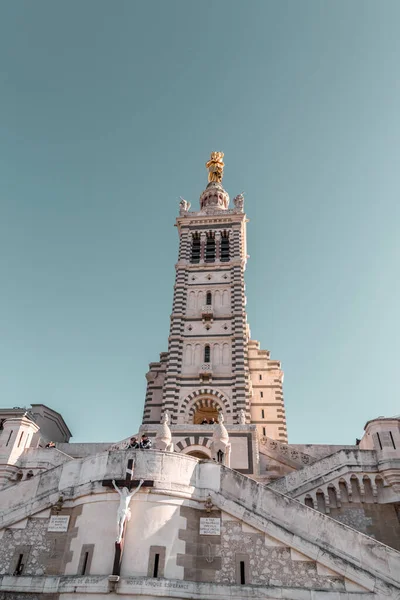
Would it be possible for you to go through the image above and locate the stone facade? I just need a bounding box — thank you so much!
[0,158,400,598]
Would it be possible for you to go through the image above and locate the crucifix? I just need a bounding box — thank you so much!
[102,458,154,576]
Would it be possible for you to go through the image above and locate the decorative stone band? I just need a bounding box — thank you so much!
[176,436,213,452]
[180,388,231,416]
[188,396,222,418]
[259,436,315,468]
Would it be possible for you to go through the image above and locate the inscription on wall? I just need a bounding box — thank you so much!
[47,516,70,532]
[199,517,221,535]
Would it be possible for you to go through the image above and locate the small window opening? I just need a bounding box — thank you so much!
[204,345,210,363]
[153,553,160,577]
[390,431,396,449]
[17,432,24,447]
[261,409,265,419]
[6,430,13,446]
[81,552,89,575]
[217,449,224,463]
[220,231,230,262]
[206,291,212,305]
[260,391,263,398]
[14,554,24,576]
[259,374,262,381]
[305,496,314,508]
[240,561,246,584]
[377,432,383,450]
[191,233,201,264]
[0,419,4,431]
[205,232,216,263]
[262,427,266,436]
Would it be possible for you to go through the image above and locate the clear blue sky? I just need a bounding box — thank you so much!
[1,1,399,444]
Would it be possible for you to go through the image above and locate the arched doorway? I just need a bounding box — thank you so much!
[187,450,210,459]
[179,388,231,424]
[180,443,212,459]
[193,404,219,424]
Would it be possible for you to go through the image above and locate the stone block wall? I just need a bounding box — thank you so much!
[215,520,345,590]
[0,506,82,579]
[177,506,222,582]
[330,502,400,550]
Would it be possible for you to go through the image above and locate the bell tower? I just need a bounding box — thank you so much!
[141,153,287,472]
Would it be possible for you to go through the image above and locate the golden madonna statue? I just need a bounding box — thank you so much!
[206,151,224,184]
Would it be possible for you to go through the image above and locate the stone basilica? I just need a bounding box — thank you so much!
[0,153,399,599]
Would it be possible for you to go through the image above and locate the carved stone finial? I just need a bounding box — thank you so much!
[210,412,231,466]
[206,152,224,184]
[211,412,231,467]
[213,413,229,443]
[155,411,173,452]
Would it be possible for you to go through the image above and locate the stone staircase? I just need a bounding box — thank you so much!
[0,450,399,596]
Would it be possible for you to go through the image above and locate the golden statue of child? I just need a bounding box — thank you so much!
[206,151,224,184]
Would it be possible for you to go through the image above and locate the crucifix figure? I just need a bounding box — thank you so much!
[112,478,144,543]
[102,460,154,576]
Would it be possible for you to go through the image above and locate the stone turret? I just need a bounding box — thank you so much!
[0,414,40,488]
[360,416,400,492]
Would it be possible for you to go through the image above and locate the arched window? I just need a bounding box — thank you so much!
[204,345,211,363]
[191,232,201,263]
[304,495,314,508]
[220,231,230,262]
[206,291,212,305]
[205,232,215,263]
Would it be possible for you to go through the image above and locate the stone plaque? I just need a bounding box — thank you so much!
[199,517,221,535]
[48,515,70,532]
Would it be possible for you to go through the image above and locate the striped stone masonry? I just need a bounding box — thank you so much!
[141,188,288,470]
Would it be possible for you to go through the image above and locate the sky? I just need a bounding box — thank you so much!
[0,1,399,444]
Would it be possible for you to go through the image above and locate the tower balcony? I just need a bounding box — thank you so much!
[201,305,213,320]
[199,362,212,382]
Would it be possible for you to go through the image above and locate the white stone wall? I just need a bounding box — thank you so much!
[122,495,186,579]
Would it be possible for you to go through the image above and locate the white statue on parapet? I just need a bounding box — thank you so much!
[239,409,246,424]
[233,193,244,212]
[179,197,191,215]
[210,413,231,467]
[155,411,174,452]
[112,479,144,543]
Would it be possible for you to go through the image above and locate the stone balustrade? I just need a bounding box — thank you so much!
[269,449,378,496]
[259,436,315,468]
[201,305,213,315]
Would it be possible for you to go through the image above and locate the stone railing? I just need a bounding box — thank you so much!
[201,306,213,320]
[201,305,213,314]
[259,436,316,468]
[269,449,377,495]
